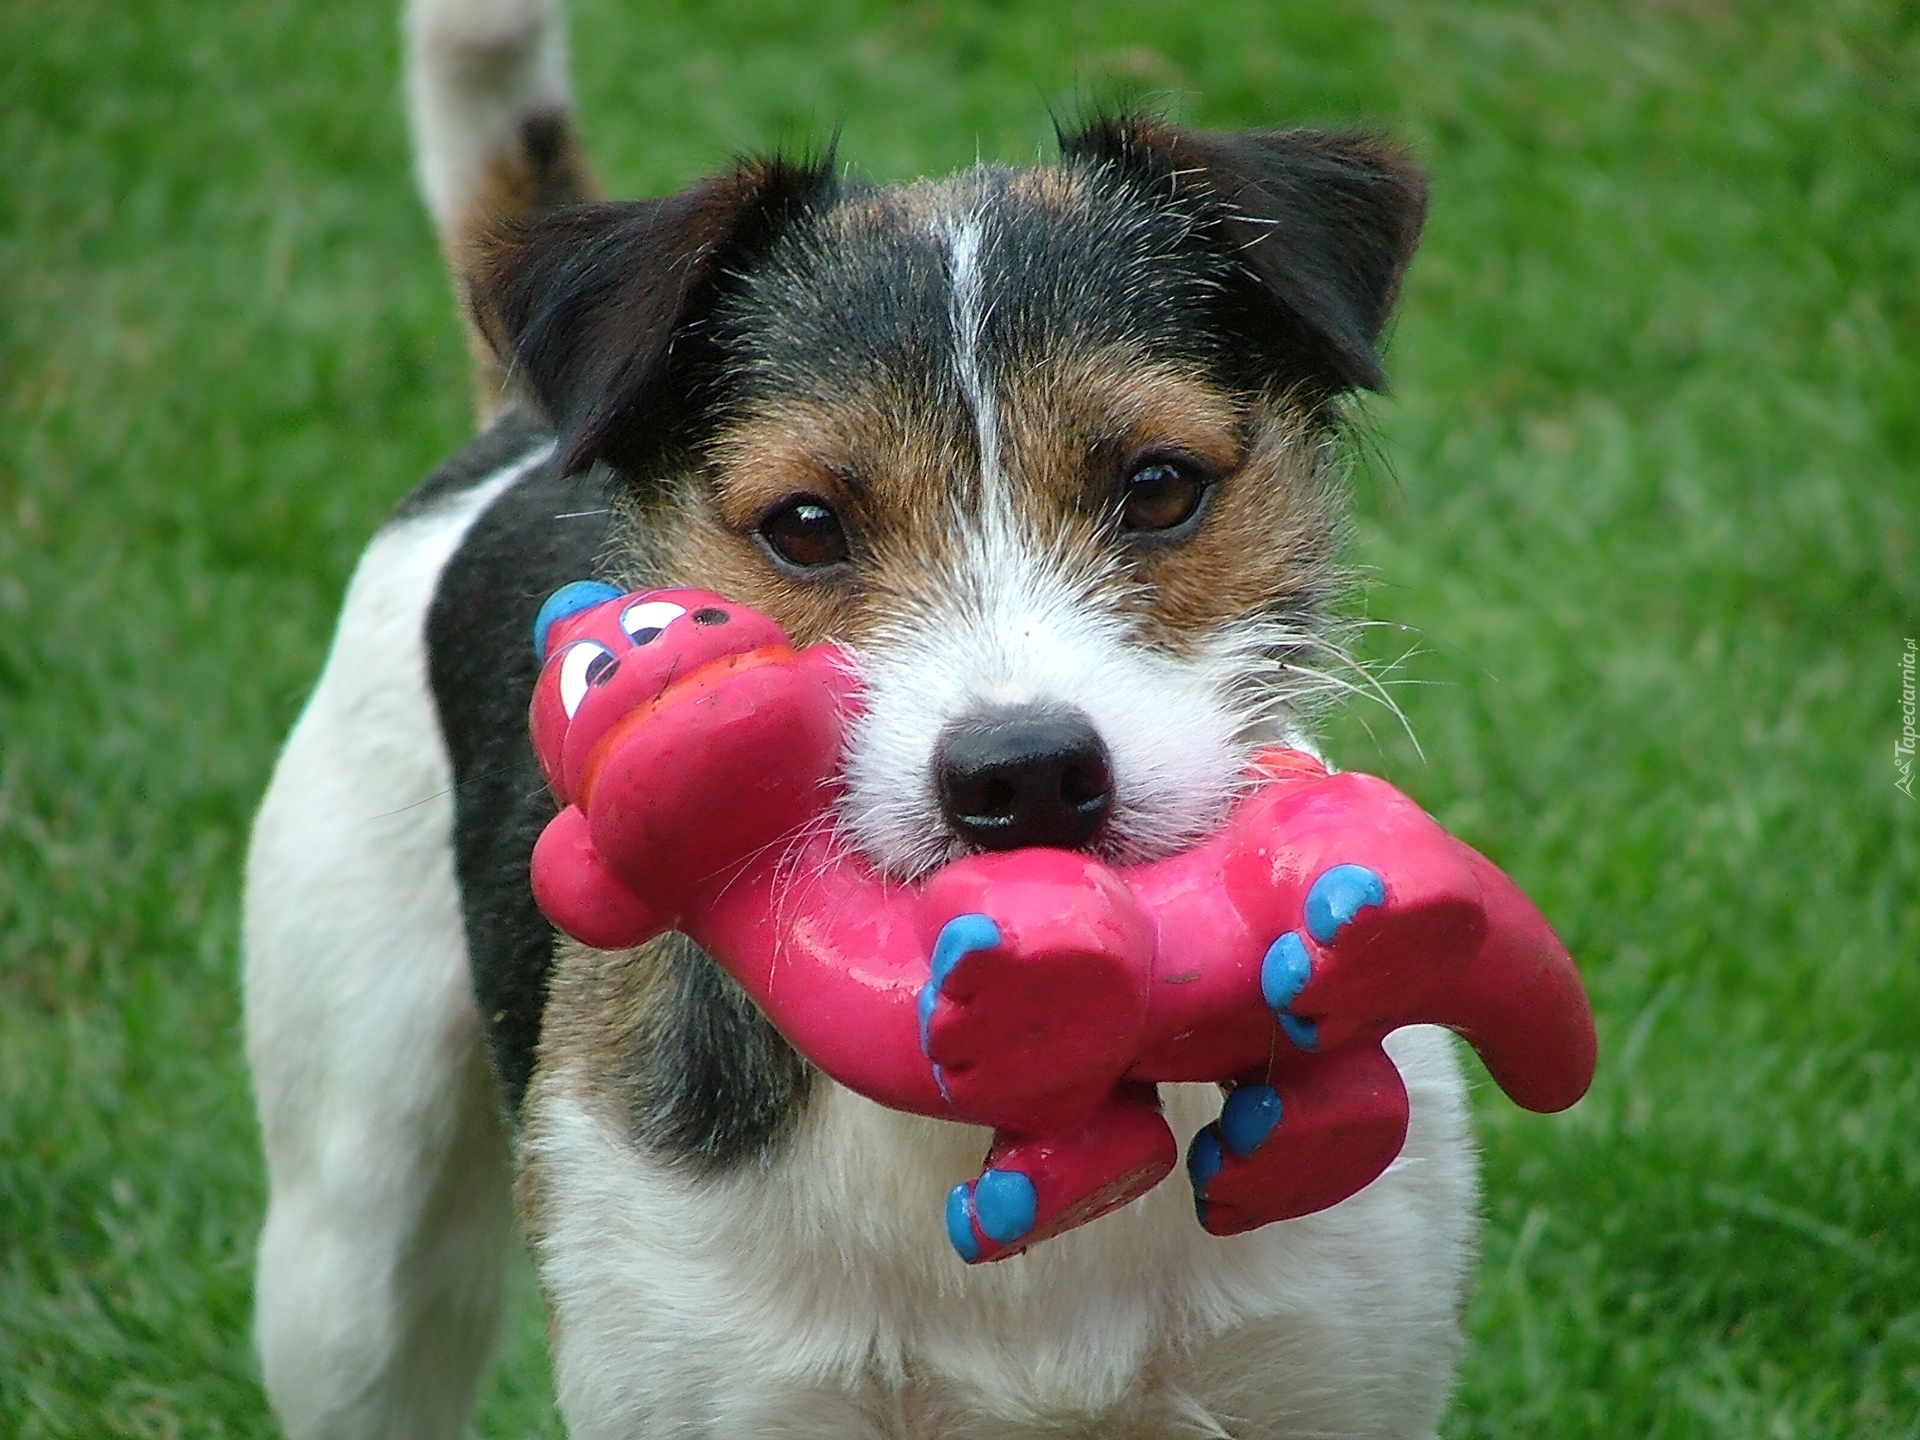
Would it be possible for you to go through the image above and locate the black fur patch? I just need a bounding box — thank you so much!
[423,421,603,1115]
[616,932,815,1175]
[701,146,1416,452]
[1062,118,1428,396]
[712,167,1232,418]
[393,406,555,521]
[469,120,1424,484]
[467,153,837,478]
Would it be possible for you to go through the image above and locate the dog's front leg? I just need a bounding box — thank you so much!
[245,516,515,1440]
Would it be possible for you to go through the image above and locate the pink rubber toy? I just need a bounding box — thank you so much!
[527,584,1597,1263]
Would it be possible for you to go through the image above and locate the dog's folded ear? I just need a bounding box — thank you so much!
[468,155,834,476]
[1062,116,1427,396]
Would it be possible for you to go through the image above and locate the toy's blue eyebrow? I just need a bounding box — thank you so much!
[533,580,624,661]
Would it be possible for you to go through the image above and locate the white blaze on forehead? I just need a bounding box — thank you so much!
[938,213,1006,516]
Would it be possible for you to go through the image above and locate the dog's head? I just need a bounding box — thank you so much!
[471,116,1426,878]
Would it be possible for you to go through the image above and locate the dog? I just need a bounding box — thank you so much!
[243,0,1480,1435]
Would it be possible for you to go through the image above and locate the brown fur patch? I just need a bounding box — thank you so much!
[523,935,675,1145]
[1128,399,1343,650]
[453,107,599,424]
[989,350,1343,652]
[621,382,989,650]
[614,337,1340,670]
[1003,163,1094,213]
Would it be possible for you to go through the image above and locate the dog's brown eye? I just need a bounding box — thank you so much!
[760,497,851,570]
[1121,460,1207,534]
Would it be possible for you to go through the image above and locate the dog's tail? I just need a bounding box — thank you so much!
[405,0,597,422]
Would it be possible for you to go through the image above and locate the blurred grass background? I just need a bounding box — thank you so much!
[3,0,1916,1435]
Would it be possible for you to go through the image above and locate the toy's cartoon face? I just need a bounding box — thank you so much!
[530,583,793,806]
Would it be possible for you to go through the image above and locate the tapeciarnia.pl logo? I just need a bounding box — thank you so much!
[1899,637,1917,799]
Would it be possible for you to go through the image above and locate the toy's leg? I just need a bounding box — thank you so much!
[944,1085,1176,1263]
[917,853,1153,1133]
[1185,1046,1409,1236]
[1262,847,1595,1119]
[1258,849,1484,1058]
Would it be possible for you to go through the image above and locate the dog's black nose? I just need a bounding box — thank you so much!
[936,707,1114,851]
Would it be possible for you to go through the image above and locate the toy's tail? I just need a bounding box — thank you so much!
[1445,846,1598,1115]
[404,0,598,422]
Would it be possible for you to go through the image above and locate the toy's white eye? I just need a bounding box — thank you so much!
[557,641,617,719]
[619,600,685,646]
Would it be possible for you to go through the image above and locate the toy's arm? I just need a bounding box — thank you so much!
[1122,758,1595,1240]
[531,804,670,951]
[685,832,948,1116]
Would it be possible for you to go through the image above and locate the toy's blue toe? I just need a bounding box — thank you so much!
[946,1169,1037,1260]
[1260,932,1319,1051]
[1278,1012,1319,1052]
[1187,1125,1224,1193]
[1260,932,1311,1011]
[918,913,1003,1055]
[1186,1125,1224,1226]
[932,914,1002,984]
[1304,864,1385,944]
[1219,1084,1283,1158]
[973,1169,1038,1246]
[945,1183,982,1262]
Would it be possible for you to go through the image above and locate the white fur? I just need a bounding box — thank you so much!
[527,1031,1477,1440]
[245,446,549,1440]
[838,529,1266,876]
[405,0,576,243]
[941,214,1003,505]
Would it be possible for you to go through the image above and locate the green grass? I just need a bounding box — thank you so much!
[3,0,1915,1434]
